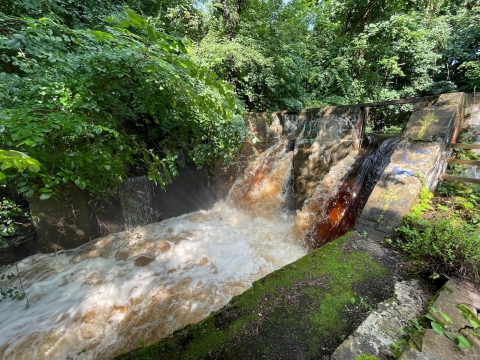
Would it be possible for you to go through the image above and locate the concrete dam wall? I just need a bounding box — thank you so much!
[2,92,466,258]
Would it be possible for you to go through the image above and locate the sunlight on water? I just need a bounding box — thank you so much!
[0,138,305,360]
[0,132,388,359]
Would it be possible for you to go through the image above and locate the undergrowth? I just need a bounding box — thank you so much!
[388,176,480,282]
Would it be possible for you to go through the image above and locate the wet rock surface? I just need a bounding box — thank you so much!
[292,106,362,209]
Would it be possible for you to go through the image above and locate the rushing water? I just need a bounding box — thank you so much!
[294,136,399,249]
[0,134,398,360]
[0,138,304,360]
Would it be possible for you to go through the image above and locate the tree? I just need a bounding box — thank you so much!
[192,0,309,111]
[0,10,246,200]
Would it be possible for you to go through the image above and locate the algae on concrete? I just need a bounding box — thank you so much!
[116,233,396,360]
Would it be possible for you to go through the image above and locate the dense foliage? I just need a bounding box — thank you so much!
[0,0,479,201]
[0,9,245,200]
[389,153,480,281]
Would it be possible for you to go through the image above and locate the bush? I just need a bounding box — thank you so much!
[0,198,30,237]
[0,10,246,201]
[389,181,480,281]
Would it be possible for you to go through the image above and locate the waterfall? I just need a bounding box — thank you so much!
[0,137,304,360]
[0,132,398,360]
[294,136,400,249]
[227,135,295,218]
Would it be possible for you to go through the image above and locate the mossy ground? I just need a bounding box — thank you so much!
[116,233,396,360]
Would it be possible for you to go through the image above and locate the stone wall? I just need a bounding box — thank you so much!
[214,112,272,200]
[290,106,363,209]
[215,107,365,208]
[16,107,364,256]
[25,164,218,256]
[356,92,467,240]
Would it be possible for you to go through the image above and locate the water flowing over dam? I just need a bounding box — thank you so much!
[294,136,399,249]
[0,116,399,359]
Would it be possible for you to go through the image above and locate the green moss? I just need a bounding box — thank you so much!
[355,355,380,360]
[116,233,393,359]
[457,304,476,320]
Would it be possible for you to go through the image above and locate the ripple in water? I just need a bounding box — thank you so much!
[0,138,306,360]
[0,134,391,359]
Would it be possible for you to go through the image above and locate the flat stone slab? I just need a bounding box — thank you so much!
[332,280,431,360]
[400,279,480,360]
[356,140,446,240]
[405,93,465,143]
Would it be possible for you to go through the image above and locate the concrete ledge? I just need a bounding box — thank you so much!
[400,279,480,360]
[356,92,465,241]
[405,93,465,143]
[332,280,431,360]
[356,141,447,240]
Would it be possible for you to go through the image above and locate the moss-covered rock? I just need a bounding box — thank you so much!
[116,233,396,360]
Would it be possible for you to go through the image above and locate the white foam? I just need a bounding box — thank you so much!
[0,203,306,359]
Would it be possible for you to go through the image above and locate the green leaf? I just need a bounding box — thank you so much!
[88,31,109,41]
[146,24,157,42]
[431,322,444,335]
[39,193,52,200]
[411,319,422,330]
[17,139,37,147]
[19,186,30,193]
[28,165,40,173]
[118,20,131,28]
[457,335,471,349]
[468,319,479,329]
[440,311,452,324]
[126,9,145,26]
[444,331,456,342]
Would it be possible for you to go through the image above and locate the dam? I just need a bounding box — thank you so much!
[0,92,468,359]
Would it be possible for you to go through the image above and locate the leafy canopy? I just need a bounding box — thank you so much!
[0,9,246,200]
